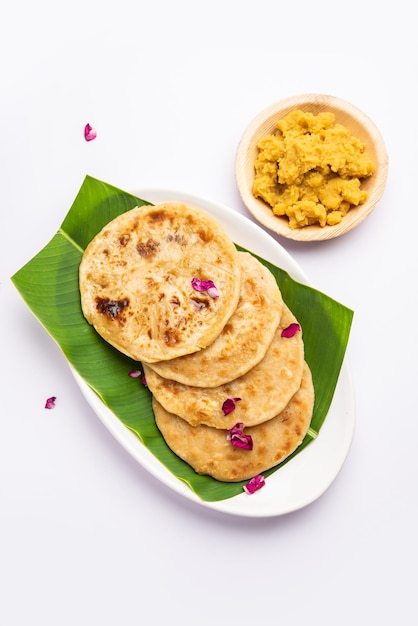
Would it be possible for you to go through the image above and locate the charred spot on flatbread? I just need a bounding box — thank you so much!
[95,296,130,323]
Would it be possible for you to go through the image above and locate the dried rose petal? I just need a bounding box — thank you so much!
[206,286,219,299]
[227,422,253,450]
[281,323,301,338]
[231,432,253,450]
[222,397,241,415]
[84,123,97,141]
[128,369,147,386]
[45,396,56,409]
[243,474,265,495]
[226,422,245,439]
[191,278,214,291]
[191,278,219,298]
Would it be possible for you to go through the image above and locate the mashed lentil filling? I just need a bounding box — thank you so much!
[252,109,375,229]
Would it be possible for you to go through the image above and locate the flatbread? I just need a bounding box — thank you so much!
[153,363,314,482]
[143,303,304,428]
[144,252,283,387]
[79,202,242,362]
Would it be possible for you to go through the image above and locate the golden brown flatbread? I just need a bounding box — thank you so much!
[144,252,283,387]
[153,363,314,482]
[143,303,304,429]
[79,202,242,362]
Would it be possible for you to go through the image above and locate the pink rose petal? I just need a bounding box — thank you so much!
[191,278,219,298]
[128,369,142,378]
[227,421,253,450]
[206,286,219,299]
[45,396,56,409]
[226,422,245,439]
[222,397,241,415]
[231,432,253,450]
[281,323,301,338]
[84,123,97,141]
[243,474,265,495]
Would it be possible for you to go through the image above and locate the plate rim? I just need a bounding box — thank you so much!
[72,188,355,518]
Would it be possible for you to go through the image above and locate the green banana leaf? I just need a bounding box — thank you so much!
[11,175,353,502]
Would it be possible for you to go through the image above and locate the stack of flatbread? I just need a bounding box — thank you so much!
[79,201,314,483]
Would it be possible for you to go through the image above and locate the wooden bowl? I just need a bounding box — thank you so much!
[235,94,389,241]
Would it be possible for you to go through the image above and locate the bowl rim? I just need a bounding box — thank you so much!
[235,93,389,242]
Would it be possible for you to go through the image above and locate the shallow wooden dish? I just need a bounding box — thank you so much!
[235,94,389,241]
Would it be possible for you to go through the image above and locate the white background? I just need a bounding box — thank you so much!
[1,1,417,624]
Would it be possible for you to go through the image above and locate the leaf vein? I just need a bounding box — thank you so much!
[58,227,84,253]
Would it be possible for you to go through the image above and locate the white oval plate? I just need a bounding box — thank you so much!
[72,189,355,518]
